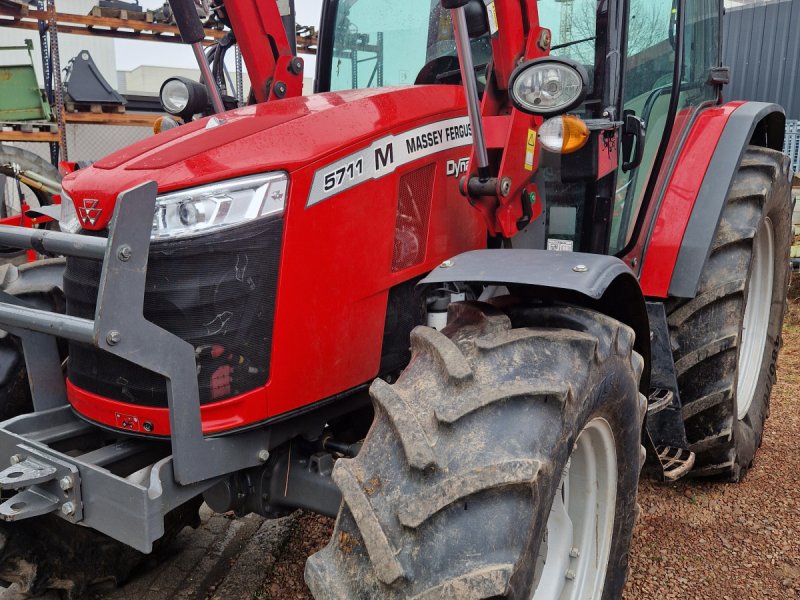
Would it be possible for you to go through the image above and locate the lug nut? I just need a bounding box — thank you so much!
[59,476,74,491]
[61,502,75,516]
[570,547,580,558]
[565,569,576,580]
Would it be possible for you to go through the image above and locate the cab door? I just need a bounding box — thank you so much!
[611,0,722,255]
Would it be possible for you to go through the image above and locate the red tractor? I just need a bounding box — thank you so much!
[0,0,790,597]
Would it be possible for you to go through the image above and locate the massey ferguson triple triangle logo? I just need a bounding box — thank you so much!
[78,198,102,226]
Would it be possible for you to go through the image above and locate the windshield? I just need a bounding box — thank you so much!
[328,0,491,90]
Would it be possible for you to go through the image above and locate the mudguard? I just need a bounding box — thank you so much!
[420,249,651,391]
[640,101,786,299]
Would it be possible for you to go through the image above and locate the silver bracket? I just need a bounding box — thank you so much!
[0,487,59,521]
[0,444,82,523]
[0,457,56,488]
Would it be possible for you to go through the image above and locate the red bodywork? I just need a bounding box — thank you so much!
[635,102,744,298]
[62,86,486,434]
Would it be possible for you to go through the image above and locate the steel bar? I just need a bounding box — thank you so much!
[0,303,94,344]
[191,42,226,114]
[0,225,106,259]
[451,6,489,174]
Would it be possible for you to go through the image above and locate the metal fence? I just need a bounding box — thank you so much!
[6,122,151,166]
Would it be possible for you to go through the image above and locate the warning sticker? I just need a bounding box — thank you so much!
[485,1,499,36]
[307,116,473,207]
[524,129,537,172]
[547,239,574,252]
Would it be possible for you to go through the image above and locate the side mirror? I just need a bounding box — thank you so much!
[463,0,489,39]
[441,0,489,39]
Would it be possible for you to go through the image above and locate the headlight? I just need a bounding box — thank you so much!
[159,77,209,119]
[59,192,81,234]
[152,172,288,240]
[509,57,588,116]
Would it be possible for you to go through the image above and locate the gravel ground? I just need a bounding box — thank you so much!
[258,279,800,599]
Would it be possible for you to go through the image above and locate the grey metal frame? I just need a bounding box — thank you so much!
[0,181,272,551]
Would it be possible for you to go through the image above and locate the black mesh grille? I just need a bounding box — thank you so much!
[64,218,283,408]
[392,164,435,271]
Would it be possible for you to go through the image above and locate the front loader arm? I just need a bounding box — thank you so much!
[223,0,304,102]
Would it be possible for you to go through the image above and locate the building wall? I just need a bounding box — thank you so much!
[723,0,800,120]
[0,0,117,88]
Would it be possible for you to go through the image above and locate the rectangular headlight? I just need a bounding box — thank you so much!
[152,172,288,241]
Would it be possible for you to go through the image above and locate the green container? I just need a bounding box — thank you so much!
[0,39,52,122]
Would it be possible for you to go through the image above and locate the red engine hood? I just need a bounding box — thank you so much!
[62,86,467,231]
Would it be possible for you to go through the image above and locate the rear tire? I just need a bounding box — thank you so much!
[306,302,645,599]
[667,146,792,480]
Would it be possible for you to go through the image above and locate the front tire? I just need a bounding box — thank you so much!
[306,302,645,599]
[667,146,792,480]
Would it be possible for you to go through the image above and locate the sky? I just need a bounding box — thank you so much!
[114,0,323,72]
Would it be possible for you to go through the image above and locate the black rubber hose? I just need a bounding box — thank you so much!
[168,0,204,44]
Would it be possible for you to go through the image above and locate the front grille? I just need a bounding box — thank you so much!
[64,218,283,408]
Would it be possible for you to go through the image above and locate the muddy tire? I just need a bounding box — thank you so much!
[0,260,66,422]
[667,146,792,480]
[306,302,645,599]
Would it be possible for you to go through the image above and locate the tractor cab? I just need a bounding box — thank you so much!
[318,0,722,261]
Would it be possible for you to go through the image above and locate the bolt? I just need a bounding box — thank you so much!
[258,450,270,463]
[573,264,589,273]
[538,30,552,51]
[117,245,132,262]
[565,569,576,580]
[143,421,154,433]
[9,454,24,465]
[499,177,512,197]
[440,259,454,269]
[570,547,580,558]
[61,502,75,516]
[273,81,287,98]
[631,257,638,268]
[106,330,121,345]
[289,57,304,75]
[59,476,73,491]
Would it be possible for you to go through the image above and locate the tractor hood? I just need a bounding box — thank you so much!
[61,86,467,231]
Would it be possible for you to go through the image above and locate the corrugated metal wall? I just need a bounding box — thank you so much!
[723,0,800,119]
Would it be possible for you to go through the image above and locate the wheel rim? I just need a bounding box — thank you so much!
[532,418,617,600]
[737,217,775,420]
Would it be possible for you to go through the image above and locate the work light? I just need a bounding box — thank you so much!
[509,57,588,116]
[159,76,210,119]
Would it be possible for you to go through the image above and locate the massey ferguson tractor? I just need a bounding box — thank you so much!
[0,0,790,597]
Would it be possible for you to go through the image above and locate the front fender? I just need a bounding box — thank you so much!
[421,249,650,392]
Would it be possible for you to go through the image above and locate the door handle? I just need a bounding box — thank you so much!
[622,111,646,172]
